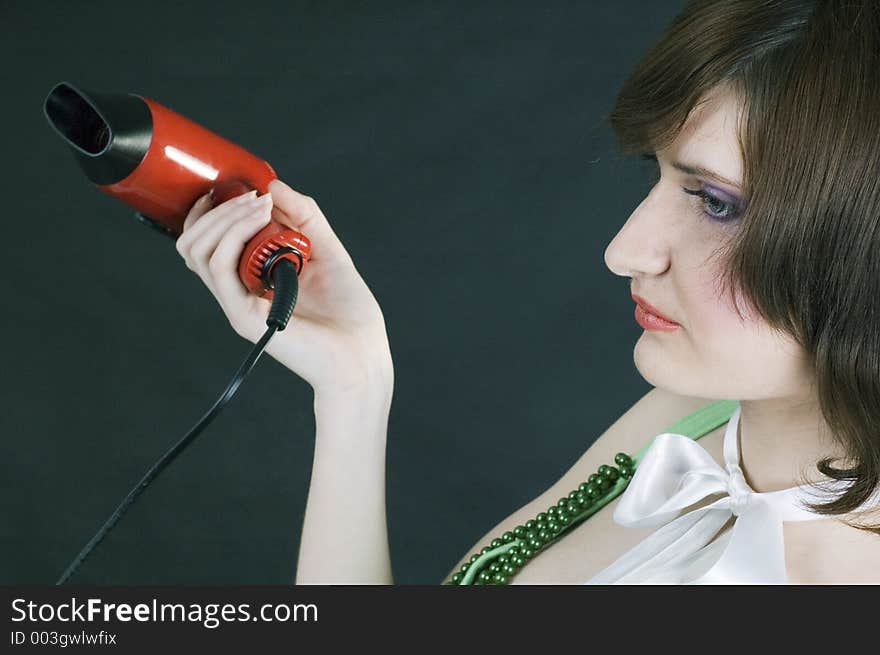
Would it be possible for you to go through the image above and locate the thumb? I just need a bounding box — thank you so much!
[268,179,352,266]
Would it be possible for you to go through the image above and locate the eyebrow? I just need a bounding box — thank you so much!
[670,160,742,191]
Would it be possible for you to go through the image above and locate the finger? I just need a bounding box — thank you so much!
[267,179,352,265]
[182,192,215,233]
[208,199,275,315]
[190,193,272,273]
[177,189,257,256]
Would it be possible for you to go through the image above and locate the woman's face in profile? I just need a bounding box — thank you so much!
[603,84,813,402]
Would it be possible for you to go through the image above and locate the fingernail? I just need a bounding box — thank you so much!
[252,193,272,204]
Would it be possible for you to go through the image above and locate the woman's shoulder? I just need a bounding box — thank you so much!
[504,387,723,583]
[443,387,719,583]
[544,388,730,524]
[537,386,721,518]
[560,387,718,477]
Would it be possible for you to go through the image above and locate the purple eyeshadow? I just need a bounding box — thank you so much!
[702,183,742,208]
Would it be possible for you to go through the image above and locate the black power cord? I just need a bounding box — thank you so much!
[55,258,300,584]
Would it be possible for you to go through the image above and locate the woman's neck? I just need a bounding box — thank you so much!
[737,393,844,493]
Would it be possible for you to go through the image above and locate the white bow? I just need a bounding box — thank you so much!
[585,405,841,584]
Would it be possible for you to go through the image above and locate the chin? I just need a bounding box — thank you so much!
[632,336,699,398]
[632,335,664,387]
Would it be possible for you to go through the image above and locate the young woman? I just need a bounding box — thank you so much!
[174,0,880,584]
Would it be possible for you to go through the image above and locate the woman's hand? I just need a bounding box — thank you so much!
[175,179,393,398]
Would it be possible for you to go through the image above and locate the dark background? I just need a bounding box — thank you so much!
[1,0,687,584]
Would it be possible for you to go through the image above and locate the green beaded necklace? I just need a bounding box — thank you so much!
[444,454,634,585]
[444,399,739,585]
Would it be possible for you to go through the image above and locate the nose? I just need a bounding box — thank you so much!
[604,192,673,278]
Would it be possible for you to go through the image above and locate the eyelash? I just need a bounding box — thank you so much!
[639,153,742,223]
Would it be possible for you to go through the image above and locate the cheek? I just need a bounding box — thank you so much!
[682,275,749,365]
[684,273,810,397]
[682,262,746,333]
[687,253,764,333]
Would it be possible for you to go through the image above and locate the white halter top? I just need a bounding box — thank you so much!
[583,403,877,584]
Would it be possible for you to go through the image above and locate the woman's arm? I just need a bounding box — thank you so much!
[295,376,395,585]
[173,179,396,584]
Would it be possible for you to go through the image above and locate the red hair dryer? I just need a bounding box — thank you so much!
[43,84,316,585]
[43,81,311,301]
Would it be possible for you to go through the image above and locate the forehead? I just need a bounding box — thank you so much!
[662,84,744,184]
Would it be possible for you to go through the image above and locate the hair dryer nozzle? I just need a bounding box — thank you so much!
[44,81,153,186]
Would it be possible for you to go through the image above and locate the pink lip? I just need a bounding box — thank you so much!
[631,294,680,331]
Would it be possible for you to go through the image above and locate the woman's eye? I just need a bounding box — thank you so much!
[681,186,743,223]
[638,152,743,223]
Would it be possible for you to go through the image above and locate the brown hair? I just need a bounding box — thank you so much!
[608,0,880,533]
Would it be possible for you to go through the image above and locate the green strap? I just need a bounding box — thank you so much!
[632,399,739,465]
